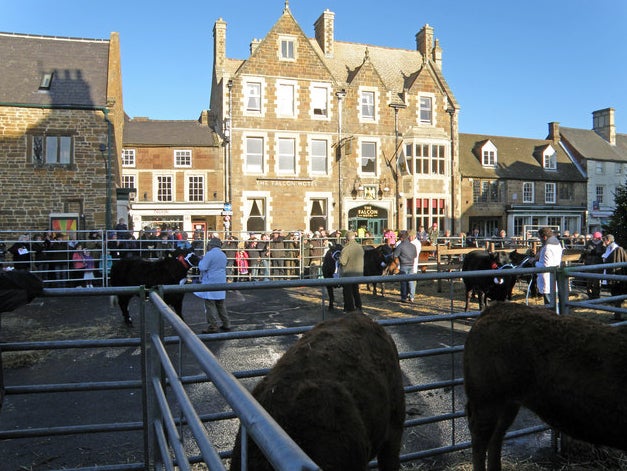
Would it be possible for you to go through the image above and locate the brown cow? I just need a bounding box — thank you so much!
[464,302,627,471]
[230,313,406,471]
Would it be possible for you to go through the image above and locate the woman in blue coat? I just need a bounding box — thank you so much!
[194,237,231,333]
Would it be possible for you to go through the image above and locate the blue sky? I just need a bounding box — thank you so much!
[3,0,626,138]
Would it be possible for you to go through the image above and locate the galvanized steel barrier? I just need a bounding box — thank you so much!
[1,263,627,470]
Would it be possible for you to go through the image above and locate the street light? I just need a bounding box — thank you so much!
[389,102,406,230]
[446,106,456,235]
[336,89,347,230]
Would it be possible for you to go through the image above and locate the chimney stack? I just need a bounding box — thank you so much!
[416,24,434,59]
[314,9,335,58]
[592,108,616,145]
[213,18,227,79]
[547,122,560,143]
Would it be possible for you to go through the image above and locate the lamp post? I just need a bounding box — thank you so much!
[446,106,456,235]
[389,103,406,230]
[336,89,346,230]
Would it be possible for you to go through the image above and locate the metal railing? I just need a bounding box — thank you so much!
[2,263,626,470]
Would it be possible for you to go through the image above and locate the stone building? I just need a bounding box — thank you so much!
[122,114,223,235]
[0,32,124,232]
[208,4,459,238]
[548,108,627,234]
[459,132,587,238]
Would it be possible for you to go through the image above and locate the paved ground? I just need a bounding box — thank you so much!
[0,277,592,470]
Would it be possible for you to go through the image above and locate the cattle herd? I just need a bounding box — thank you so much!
[17,241,623,469]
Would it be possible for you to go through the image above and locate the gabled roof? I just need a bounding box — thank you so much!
[559,126,627,162]
[222,9,458,109]
[0,32,110,107]
[124,118,219,147]
[460,133,585,182]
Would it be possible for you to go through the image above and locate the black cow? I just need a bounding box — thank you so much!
[322,244,398,310]
[230,313,406,471]
[461,250,513,311]
[109,249,200,326]
[1,270,44,409]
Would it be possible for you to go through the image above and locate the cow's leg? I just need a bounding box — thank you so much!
[486,402,520,471]
[465,289,472,312]
[467,400,511,471]
[117,295,133,326]
[326,286,335,310]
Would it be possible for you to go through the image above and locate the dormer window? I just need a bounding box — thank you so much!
[480,141,497,167]
[39,72,53,90]
[543,146,557,170]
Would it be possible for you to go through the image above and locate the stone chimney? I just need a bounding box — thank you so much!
[592,108,616,145]
[433,38,442,70]
[547,122,560,143]
[314,9,335,58]
[250,38,261,55]
[416,24,434,59]
[213,18,227,78]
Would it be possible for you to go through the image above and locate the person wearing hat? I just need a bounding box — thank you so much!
[194,237,231,333]
[583,231,604,299]
[338,231,364,314]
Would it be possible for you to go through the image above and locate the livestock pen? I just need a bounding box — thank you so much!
[1,264,626,470]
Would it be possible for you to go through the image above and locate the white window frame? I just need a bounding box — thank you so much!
[596,185,604,204]
[360,139,378,176]
[245,81,262,114]
[595,161,605,174]
[544,182,556,204]
[244,136,265,174]
[418,95,434,125]
[276,136,297,175]
[307,194,331,232]
[187,174,205,202]
[276,80,297,118]
[309,138,329,175]
[522,182,534,203]
[278,35,297,61]
[481,141,498,167]
[310,83,330,119]
[243,191,271,233]
[174,149,192,168]
[543,146,557,170]
[360,89,376,121]
[122,174,136,200]
[121,148,136,168]
[155,174,174,202]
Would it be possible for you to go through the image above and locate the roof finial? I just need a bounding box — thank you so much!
[284,0,290,12]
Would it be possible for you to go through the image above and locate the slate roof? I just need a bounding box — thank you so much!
[559,126,627,162]
[460,133,585,182]
[0,32,110,107]
[124,118,219,147]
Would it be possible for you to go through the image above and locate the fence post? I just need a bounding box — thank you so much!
[141,286,165,469]
[556,267,570,315]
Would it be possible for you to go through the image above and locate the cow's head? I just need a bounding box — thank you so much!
[175,250,200,269]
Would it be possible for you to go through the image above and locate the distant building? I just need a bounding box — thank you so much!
[459,132,587,238]
[0,32,124,232]
[548,108,627,234]
[208,4,459,237]
[122,114,223,236]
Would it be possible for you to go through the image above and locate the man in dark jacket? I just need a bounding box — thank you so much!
[583,231,604,299]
